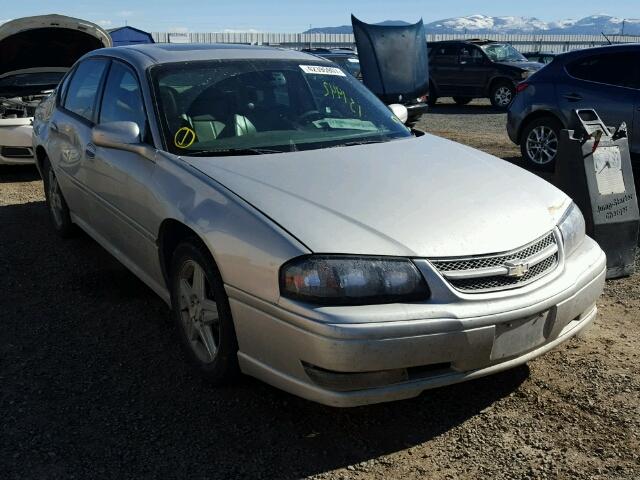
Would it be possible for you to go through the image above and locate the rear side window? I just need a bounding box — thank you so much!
[64,59,109,122]
[431,45,459,65]
[566,53,639,89]
[99,61,147,137]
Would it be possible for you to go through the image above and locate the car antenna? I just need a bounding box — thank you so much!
[601,32,612,45]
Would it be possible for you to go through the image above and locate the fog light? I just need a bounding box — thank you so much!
[302,362,408,392]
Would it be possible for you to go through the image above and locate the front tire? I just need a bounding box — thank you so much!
[520,116,562,172]
[170,239,239,384]
[490,81,515,109]
[42,157,75,238]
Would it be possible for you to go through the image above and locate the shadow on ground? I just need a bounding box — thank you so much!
[0,201,529,479]
[427,102,501,116]
[0,165,40,183]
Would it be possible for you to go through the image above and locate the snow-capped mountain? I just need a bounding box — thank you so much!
[305,15,640,35]
[426,14,640,34]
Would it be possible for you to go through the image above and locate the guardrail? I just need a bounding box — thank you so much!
[150,31,640,52]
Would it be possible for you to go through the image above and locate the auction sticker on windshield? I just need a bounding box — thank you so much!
[300,65,346,76]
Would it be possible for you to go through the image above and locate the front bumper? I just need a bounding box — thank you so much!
[229,237,606,407]
[0,119,35,165]
[405,102,429,122]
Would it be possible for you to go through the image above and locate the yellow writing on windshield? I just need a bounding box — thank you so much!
[323,81,363,118]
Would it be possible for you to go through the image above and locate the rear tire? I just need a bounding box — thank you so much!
[520,116,562,172]
[42,157,75,238]
[170,239,239,385]
[490,81,515,109]
[453,97,472,105]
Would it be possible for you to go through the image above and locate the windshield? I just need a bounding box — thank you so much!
[152,59,410,156]
[481,44,527,63]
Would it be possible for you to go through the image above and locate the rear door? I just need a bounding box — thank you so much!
[48,57,110,225]
[559,51,640,151]
[429,44,461,95]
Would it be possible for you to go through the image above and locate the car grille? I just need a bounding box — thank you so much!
[430,232,559,293]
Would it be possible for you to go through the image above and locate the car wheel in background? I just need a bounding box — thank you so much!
[520,116,562,172]
[42,157,75,238]
[170,239,239,384]
[490,81,515,109]
[453,97,472,105]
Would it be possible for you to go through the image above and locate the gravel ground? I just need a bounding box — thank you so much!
[1,100,638,479]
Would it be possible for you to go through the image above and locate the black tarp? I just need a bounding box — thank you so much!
[351,15,429,104]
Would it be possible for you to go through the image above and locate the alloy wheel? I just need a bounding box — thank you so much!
[177,260,221,364]
[494,86,513,107]
[526,126,558,165]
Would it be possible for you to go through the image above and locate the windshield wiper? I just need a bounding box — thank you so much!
[330,138,389,148]
[186,147,284,157]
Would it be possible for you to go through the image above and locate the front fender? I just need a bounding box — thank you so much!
[152,153,310,304]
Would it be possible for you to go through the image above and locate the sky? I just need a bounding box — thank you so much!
[2,0,640,32]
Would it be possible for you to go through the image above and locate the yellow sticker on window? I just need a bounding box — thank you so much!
[174,127,196,149]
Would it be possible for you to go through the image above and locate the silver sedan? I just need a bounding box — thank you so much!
[32,44,606,407]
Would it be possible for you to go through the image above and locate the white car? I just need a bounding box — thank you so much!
[0,15,111,165]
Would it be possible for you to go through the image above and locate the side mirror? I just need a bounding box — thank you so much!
[388,104,409,125]
[92,121,155,161]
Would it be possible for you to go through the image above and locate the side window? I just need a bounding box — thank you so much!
[63,59,109,122]
[99,61,147,138]
[459,47,484,64]
[57,71,73,106]
[566,53,638,89]
[433,45,459,66]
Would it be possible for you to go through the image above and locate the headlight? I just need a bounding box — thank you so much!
[280,255,430,306]
[558,203,586,257]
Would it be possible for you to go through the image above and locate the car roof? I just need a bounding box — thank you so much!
[301,48,357,56]
[554,43,640,61]
[85,43,329,67]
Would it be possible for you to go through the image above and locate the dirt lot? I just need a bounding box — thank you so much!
[1,99,638,479]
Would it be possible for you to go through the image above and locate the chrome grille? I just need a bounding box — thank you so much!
[430,232,559,293]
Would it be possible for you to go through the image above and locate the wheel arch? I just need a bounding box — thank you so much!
[157,219,214,291]
[486,76,515,96]
[517,110,566,144]
[34,145,48,177]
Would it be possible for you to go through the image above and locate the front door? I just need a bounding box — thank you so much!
[457,46,490,96]
[86,60,162,283]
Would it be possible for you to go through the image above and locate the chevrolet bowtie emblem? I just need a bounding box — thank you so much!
[504,260,530,278]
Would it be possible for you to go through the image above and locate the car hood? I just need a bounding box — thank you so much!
[496,60,544,71]
[0,14,111,97]
[186,134,570,258]
[351,15,429,103]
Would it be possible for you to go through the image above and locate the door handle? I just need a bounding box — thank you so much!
[563,93,583,102]
[50,122,59,133]
[85,143,96,160]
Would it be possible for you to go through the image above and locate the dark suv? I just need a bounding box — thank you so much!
[508,44,640,170]
[428,40,544,109]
